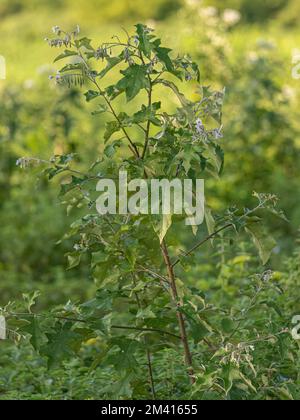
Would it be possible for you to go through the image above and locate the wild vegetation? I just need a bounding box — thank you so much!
[0,0,300,400]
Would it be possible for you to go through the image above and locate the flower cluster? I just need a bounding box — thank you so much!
[45,25,80,48]
[94,47,109,61]
[221,343,255,368]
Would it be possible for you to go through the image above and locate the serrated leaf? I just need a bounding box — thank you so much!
[116,65,149,102]
[23,315,44,351]
[245,223,276,265]
[41,323,82,368]
[135,24,153,58]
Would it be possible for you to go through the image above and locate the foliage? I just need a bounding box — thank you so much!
[1,24,298,401]
[1,0,300,401]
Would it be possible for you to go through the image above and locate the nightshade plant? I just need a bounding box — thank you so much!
[7,24,289,399]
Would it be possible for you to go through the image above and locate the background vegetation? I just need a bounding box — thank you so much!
[0,0,300,400]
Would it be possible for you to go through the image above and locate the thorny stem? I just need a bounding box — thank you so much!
[172,223,234,268]
[8,313,180,339]
[132,275,157,400]
[142,84,152,159]
[136,61,196,385]
[160,240,196,384]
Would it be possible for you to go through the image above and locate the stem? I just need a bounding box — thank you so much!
[93,79,140,158]
[160,239,195,384]
[131,275,156,400]
[137,64,195,385]
[73,43,140,158]
[172,223,233,268]
[146,347,156,400]
[142,86,152,159]
[111,325,180,339]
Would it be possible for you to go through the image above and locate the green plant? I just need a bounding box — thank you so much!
[5,24,292,399]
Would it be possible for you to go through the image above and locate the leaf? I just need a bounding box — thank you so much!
[75,37,93,50]
[60,175,86,196]
[157,79,191,108]
[204,207,216,244]
[41,323,82,368]
[22,291,40,313]
[153,213,173,243]
[221,318,235,334]
[84,90,100,102]
[98,56,123,79]
[239,372,257,393]
[189,319,210,343]
[54,50,78,63]
[132,102,161,126]
[154,45,174,73]
[135,24,153,58]
[104,140,122,157]
[104,121,120,143]
[245,223,276,265]
[116,64,149,102]
[92,104,108,115]
[67,252,82,269]
[23,315,44,351]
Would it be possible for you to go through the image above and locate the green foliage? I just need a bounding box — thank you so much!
[1,23,297,401]
[1,0,300,401]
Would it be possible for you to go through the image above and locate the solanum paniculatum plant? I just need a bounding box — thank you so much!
[10,24,287,398]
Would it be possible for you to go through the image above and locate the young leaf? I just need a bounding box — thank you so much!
[245,223,276,265]
[135,24,153,58]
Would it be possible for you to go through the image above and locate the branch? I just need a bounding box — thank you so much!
[172,223,233,268]
[111,325,180,340]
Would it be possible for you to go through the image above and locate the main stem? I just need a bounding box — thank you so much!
[160,239,195,384]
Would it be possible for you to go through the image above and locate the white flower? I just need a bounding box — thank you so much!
[16,157,30,169]
[195,118,205,134]
[212,127,223,139]
[223,9,241,26]
[52,25,61,35]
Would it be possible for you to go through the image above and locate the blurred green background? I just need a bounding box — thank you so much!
[1,0,300,400]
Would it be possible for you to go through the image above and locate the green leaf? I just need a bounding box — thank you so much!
[132,102,161,126]
[135,24,153,58]
[104,140,122,157]
[245,223,276,265]
[23,315,44,351]
[153,42,174,73]
[41,323,82,368]
[84,90,100,102]
[153,213,173,243]
[67,252,82,269]
[204,207,216,243]
[189,319,210,343]
[104,121,120,143]
[98,56,123,79]
[156,79,191,108]
[54,50,79,63]
[221,318,235,334]
[116,65,149,102]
